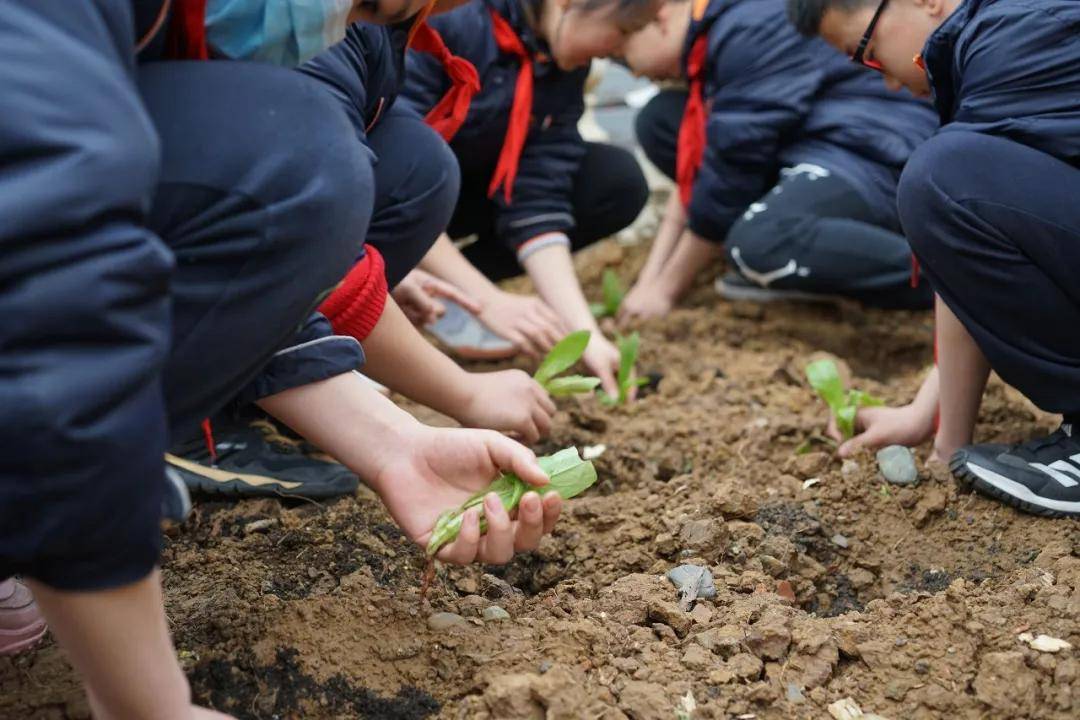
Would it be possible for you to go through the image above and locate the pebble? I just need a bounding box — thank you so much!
[831,534,850,549]
[666,564,718,600]
[482,605,511,622]
[841,459,860,477]
[427,612,467,631]
[877,445,919,485]
[785,683,805,704]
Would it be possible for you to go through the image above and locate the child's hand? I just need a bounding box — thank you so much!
[477,290,565,359]
[373,426,563,565]
[827,403,937,458]
[582,333,622,398]
[456,369,556,444]
[392,269,482,327]
[618,280,675,326]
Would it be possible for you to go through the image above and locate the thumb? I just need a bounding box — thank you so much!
[837,427,880,458]
[484,431,548,487]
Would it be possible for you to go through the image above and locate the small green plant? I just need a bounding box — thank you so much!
[533,330,602,397]
[425,447,597,557]
[600,332,648,406]
[589,269,625,318]
[805,358,882,439]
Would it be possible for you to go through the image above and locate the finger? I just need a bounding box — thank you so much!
[427,280,483,315]
[533,300,565,331]
[535,385,557,415]
[513,492,545,551]
[437,507,481,565]
[533,318,563,350]
[592,359,619,398]
[837,428,878,459]
[521,318,557,354]
[484,432,547,487]
[532,405,552,439]
[514,325,546,359]
[540,491,563,535]
[477,493,515,564]
[825,415,842,443]
[519,418,540,445]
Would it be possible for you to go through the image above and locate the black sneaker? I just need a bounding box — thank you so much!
[950,421,1080,517]
[714,271,841,304]
[165,416,359,500]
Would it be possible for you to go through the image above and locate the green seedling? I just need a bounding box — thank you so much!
[805,358,882,440]
[425,447,597,557]
[589,269,625,318]
[599,332,648,406]
[533,330,602,397]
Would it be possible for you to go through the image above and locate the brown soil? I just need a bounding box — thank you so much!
[3,239,1078,720]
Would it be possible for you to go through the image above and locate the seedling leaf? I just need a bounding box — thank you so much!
[425,448,597,556]
[805,359,882,439]
[545,375,602,397]
[534,330,591,385]
[590,269,625,318]
[599,332,643,406]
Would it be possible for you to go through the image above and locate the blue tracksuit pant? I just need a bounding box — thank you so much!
[899,131,1080,418]
[0,0,372,590]
[637,89,932,310]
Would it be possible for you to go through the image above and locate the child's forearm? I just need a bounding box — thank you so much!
[653,230,723,303]
[259,371,421,484]
[350,297,474,419]
[522,242,600,332]
[637,193,687,284]
[934,295,990,457]
[419,234,502,304]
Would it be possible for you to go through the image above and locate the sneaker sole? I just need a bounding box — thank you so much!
[950,451,1080,518]
[0,621,47,657]
[164,454,356,500]
[714,277,840,304]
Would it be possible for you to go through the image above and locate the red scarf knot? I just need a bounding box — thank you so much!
[676,33,708,209]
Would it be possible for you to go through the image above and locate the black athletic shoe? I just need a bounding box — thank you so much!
[166,416,359,500]
[162,466,193,522]
[950,421,1080,517]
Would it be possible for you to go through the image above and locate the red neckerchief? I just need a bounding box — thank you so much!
[166,0,209,59]
[486,8,533,203]
[408,3,481,142]
[676,32,708,208]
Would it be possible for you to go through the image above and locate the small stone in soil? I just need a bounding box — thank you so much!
[877,445,919,485]
[482,606,510,622]
[538,660,553,674]
[831,534,850,549]
[785,683,805,704]
[666,564,718,604]
[427,612,467,631]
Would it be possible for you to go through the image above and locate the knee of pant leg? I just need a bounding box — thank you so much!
[898,131,987,260]
[267,77,376,287]
[634,93,680,179]
[590,145,649,236]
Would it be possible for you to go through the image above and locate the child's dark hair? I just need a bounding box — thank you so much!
[579,0,663,31]
[786,0,877,37]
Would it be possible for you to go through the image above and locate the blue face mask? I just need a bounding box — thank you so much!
[206,0,354,67]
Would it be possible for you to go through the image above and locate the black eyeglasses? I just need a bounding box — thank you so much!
[851,0,888,72]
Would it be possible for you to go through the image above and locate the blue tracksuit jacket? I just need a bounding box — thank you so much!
[401,0,588,251]
[686,0,938,243]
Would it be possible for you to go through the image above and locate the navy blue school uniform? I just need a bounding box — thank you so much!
[0,0,372,589]
[401,0,648,281]
[299,20,461,288]
[898,0,1080,421]
[636,0,937,308]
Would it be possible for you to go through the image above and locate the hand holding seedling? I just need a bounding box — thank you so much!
[582,332,622,398]
[589,269,626,319]
[373,425,563,565]
[425,447,596,558]
[825,366,941,458]
[806,359,884,445]
[533,330,602,397]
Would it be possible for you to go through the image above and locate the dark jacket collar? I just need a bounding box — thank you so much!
[921,0,980,122]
